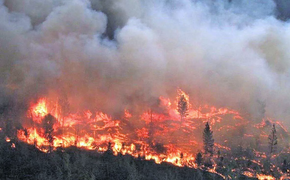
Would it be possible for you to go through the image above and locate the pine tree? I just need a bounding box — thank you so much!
[203,122,214,156]
[195,152,202,167]
[177,94,188,122]
[268,124,278,155]
[42,114,56,153]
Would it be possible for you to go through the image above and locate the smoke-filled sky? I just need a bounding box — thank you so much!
[1,0,290,124]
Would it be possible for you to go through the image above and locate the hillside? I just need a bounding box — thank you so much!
[0,140,233,180]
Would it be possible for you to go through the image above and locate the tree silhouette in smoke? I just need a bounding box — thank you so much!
[177,94,188,123]
[268,124,278,155]
[195,152,203,167]
[42,114,56,153]
[203,122,214,156]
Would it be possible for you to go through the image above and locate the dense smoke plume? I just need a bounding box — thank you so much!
[1,0,290,124]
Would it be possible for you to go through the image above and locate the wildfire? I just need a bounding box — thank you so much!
[31,98,48,119]
[14,89,290,179]
[257,174,275,180]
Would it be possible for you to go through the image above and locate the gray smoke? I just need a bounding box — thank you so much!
[1,0,290,125]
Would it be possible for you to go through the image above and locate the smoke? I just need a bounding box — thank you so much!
[1,0,290,124]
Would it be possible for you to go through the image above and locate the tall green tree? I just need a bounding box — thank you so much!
[203,122,214,156]
[42,113,56,153]
[177,94,188,122]
[268,124,278,155]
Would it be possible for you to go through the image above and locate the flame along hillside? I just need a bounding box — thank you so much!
[16,89,290,177]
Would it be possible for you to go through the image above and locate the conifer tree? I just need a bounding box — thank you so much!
[177,94,188,122]
[203,122,214,156]
[268,124,278,155]
[195,152,202,167]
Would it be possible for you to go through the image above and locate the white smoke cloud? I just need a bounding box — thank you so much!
[1,0,290,124]
[4,0,56,25]
[41,0,107,38]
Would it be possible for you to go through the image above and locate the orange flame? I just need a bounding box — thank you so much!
[15,89,289,179]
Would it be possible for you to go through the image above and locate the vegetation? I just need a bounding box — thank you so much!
[42,114,56,153]
[0,103,288,179]
[195,152,202,167]
[177,94,188,122]
[268,124,278,155]
[0,119,289,179]
[0,140,225,180]
[203,122,214,156]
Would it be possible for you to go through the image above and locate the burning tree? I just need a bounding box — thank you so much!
[42,114,56,153]
[268,124,278,155]
[177,94,188,122]
[203,122,214,156]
